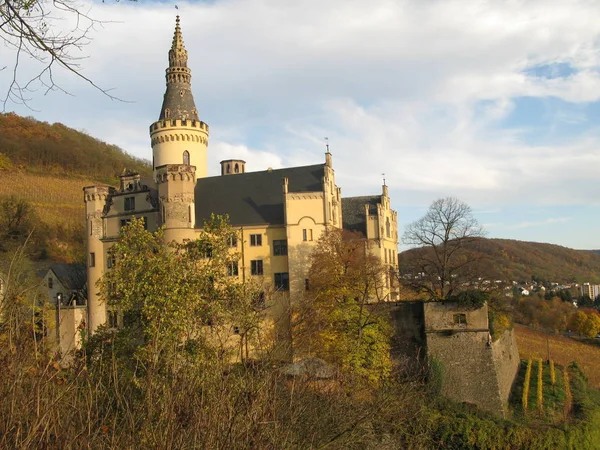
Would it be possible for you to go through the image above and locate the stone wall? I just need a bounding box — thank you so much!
[491,328,520,406]
[426,329,505,417]
[381,302,425,362]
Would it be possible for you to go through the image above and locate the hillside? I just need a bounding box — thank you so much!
[0,113,151,181]
[0,113,152,263]
[400,238,600,284]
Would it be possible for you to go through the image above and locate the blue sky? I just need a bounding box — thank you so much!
[2,0,599,250]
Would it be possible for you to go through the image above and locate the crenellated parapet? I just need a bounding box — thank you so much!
[150,118,209,133]
[155,164,196,183]
[83,185,114,203]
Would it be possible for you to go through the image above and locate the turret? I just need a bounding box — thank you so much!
[83,185,114,333]
[156,164,197,242]
[150,16,209,181]
[220,159,246,175]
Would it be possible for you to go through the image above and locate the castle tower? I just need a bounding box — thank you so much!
[220,159,246,175]
[157,164,197,243]
[150,16,209,181]
[83,185,114,333]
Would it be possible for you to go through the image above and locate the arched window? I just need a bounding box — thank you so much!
[234,163,239,173]
[164,108,170,119]
[386,218,391,238]
[183,151,190,165]
[227,164,231,173]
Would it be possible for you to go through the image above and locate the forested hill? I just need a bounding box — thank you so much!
[0,113,151,264]
[0,112,151,180]
[400,238,600,284]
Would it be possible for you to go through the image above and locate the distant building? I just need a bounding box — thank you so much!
[581,283,600,299]
[39,263,87,307]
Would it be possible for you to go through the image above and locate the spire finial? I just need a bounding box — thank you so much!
[325,137,330,153]
[158,16,199,121]
[382,173,386,186]
[169,15,187,68]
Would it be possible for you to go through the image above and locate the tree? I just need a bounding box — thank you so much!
[295,229,392,385]
[1,0,123,108]
[98,216,267,369]
[401,196,485,300]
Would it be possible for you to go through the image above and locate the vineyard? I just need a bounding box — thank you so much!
[515,324,600,388]
[0,171,98,226]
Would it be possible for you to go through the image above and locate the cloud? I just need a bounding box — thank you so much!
[509,217,573,229]
[2,0,600,247]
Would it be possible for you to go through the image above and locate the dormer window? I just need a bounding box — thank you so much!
[124,197,135,211]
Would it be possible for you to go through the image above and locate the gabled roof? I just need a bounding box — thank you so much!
[194,164,325,226]
[45,263,86,291]
[341,195,381,235]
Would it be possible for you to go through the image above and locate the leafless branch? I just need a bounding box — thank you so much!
[1,0,129,110]
[401,196,486,300]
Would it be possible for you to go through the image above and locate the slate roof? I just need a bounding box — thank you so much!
[195,164,325,226]
[48,263,86,291]
[341,195,381,235]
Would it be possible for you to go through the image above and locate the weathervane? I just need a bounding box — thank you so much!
[325,137,330,153]
[382,173,386,186]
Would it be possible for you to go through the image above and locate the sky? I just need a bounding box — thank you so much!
[2,0,600,250]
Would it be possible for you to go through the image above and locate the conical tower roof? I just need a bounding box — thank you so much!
[159,16,199,121]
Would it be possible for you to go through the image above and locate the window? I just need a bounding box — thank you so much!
[227,261,239,277]
[107,256,116,269]
[234,163,239,173]
[274,272,289,291]
[124,197,135,211]
[229,235,238,248]
[200,242,213,258]
[253,291,266,309]
[143,216,148,230]
[304,278,310,291]
[48,277,53,289]
[250,234,262,246]
[453,313,467,325]
[120,218,132,229]
[89,252,95,268]
[386,218,391,238]
[108,311,118,329]
[302,229,313,241]
[251,260,263,276]
[183,150,190,165]
[273,239,288,256]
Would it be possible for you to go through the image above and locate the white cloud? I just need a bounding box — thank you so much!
[2,0,600,246]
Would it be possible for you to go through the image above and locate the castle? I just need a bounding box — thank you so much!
[82,17,399,338]
[73,17,520,418]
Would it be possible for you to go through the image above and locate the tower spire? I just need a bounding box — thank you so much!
[159,15,199,121]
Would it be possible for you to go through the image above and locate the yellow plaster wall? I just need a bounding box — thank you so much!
[150,120,209,180]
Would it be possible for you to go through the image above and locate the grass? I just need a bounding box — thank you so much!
[515,324,600,388]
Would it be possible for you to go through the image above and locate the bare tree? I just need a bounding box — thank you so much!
[1,0,125,109]
[401,196,485,300]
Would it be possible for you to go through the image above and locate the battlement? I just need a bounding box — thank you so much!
[150,119,209,133]
[83,185,115,203]
[155,164,196,183]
